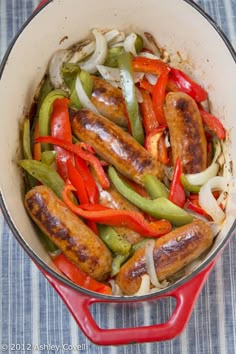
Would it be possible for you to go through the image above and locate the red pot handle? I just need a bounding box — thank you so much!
[40,260,216,345]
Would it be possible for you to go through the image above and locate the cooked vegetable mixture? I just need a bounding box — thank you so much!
[20,28,228,296]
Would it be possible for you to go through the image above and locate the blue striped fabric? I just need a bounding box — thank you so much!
[0,1,236,353]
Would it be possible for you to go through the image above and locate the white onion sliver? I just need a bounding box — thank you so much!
[199,176,229,224]
[209,222,222,238]
[109,32,125,46]
[108,279,123,296]
[133,72,145,83]
[104,29,120,43]
[80,29,108,73]
[75,74,99,114]
[49,49,73,89]
[135,86,143,103]
[96,65,120,81]
[138,51,161,60]
[123,33,137,56]
[185,140,221,186]
[69,41,95,64]
[145,73,158,85]
[134,274,150,296]
[145,240,166,289]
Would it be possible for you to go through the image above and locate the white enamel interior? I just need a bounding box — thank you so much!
[0,0,235,294]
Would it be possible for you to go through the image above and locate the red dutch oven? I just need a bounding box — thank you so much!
[0,0,235,345]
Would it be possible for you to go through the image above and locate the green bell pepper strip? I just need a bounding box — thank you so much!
[130,238,152,255]
[23,119,32,160]
[108,166,193,226]
[19,160,65,199]
[41,150,57,165]
[22,120,38,190]
[142,174,168,199]
[180,175,201,193]
[30,76,53,148]
[104,47,124,68]
[61,62,81,90]
[38,89,68,151]
[111,253,130,277]
[98,225,132,255]
[135,34,144,53]
[62,64,93,109]
[118,52,144,145]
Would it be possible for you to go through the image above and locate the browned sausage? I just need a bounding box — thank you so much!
[25,185,112,281]
[96,180,144,245]
[70,109,164,183]
[116,219,213,295]
[91,76,128,127]
[164,92,207,174]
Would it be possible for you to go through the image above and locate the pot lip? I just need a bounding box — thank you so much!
[0,0,236,301]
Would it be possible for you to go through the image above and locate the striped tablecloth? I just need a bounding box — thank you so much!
[0,1,236,353]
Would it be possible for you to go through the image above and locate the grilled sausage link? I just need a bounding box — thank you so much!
[96,180,144,245]
[164,92,207,174]
[25,185,112,281]
[116,219,213,295]
[91,76,128,127]
[70,109,164,183]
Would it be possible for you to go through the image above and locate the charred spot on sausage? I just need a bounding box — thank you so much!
[175,98,189,112]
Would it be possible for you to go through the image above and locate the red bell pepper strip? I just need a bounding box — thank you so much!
[62,184,172,237]
[169,68,208,102]
[132,57,169,125]
[168,157,186,208]
[66,160,98,234]
[51,97,73,180]
[186,199,209,217]
[74,156,99,204]
[34,136,110,189]
[139,78,154,94]
[132,56,168,75]
[152,66,169,125]
[66,159,89,204]
[198,106,226,140]
[33,121,41,161]
[54,253,112,295]
[139,88,159,135]
[186,194,211,218]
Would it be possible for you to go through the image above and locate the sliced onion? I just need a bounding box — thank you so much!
[96,65,120,81]
[104,29,121,43]
[49,49,73,89]
[96,65,144,86]
[69,41,95,64]
[209,222,222,238]
[109,32,125,46]
[134,274,150,296]
[164,133,171,148]
[80,29,108,73]
[108,279,123,296]
[69,29,122,64]
[135,86,143,103]
[185,140,221,186]
[123,33,138,56]
[75,74,99,113]
[145,240,166,289]
[145,73,158,85]
[143,32,162,56]
[138,51,161,60]
[199,176,229,224]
